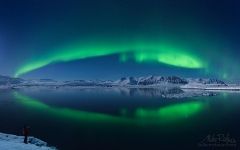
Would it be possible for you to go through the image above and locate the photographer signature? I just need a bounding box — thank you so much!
[198,133,237,147]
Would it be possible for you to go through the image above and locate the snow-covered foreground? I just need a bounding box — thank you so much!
[0,133,56,150]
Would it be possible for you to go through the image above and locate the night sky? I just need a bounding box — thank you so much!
[0,0,240,80]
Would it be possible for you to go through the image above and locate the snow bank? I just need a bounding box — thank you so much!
[0,133,56,150]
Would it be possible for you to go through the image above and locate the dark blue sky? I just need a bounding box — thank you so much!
[0,0,240,80]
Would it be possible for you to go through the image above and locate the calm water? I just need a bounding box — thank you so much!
[0,88,240,150]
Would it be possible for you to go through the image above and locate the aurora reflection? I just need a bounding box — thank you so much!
[13,92,205,124]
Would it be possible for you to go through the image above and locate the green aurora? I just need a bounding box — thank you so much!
[1,0,239,81]
[14,41,204,77]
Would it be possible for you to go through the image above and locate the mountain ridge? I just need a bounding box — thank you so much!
[0,75,228,87]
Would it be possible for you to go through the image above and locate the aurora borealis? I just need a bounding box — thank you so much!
[1,0,240,80]
[14,42,204,77]
[2,1,240,149]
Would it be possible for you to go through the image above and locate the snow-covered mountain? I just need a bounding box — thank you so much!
[62,79,114,87]
[63,80,99,86]
[0,74,231,89]
[0,75,23,85]
[21,79,59,86]
[186,78,226,85]
[114,75,188,86]
[181,78,227,89]
[113,76,228,87]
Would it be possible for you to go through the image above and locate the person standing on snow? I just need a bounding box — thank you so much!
[23,125,30,144]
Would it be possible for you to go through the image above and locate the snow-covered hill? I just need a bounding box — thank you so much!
[0,133,56,150]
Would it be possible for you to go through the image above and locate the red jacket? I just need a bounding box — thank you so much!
[23,128,29,136]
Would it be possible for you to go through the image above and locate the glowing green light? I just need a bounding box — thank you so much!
[134,51,202,68]
[13,92,205,125]
[13,92,132,124]
[15,61,51,78]
[135,101,204,122]
[15,41,204,77]
[222,72,228,79]
[14,43,129,77]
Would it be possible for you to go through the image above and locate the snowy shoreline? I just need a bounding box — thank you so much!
[2,84,240,92]
[0,132,56,150]
[180,84,240,91]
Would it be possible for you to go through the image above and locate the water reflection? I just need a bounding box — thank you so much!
[16,87,217,98]
[13,92,131,125]
[126,88,216,98]
[135,102,204,123]
[13,91,206,125]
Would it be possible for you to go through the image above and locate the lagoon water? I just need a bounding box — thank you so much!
[0,88,239,150]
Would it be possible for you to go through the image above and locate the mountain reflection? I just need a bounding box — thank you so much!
[13,91,206,125]
[114,87,216,98]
